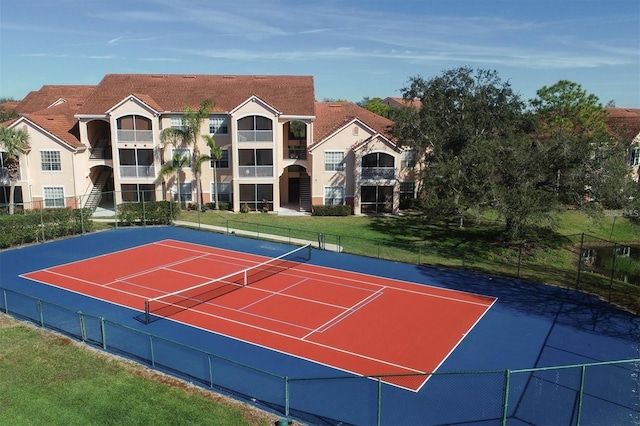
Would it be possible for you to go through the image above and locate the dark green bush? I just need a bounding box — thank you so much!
[117,201,178,226]
[312,204,352,216]
[0,208,94,248]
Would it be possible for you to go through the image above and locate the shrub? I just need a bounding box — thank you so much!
[240,204,251,213]
[117,201,178,225]
[312,204,352,216]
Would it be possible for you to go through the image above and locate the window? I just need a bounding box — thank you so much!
[210,148,229,168]
[239,184,273,211]
[401,149,416,168]
[361,185,393,213]
[324,186,344,205]
[325,151,344,172]
[121,184,156,202]
[288,121,307,140]
[400,182,416,200]
[172,148,192,168]
[119,148,155,178]
[171,116,184,130]
[237,115,273,142]
[41,150,61,171]
[209,117,228,134]
[238,149,273,177]
[172,182,192,202]
[211,182,232,203]
[43,186,64,208]
[631,146,640,167]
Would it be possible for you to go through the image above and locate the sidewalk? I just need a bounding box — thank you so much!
[173,220,341,252]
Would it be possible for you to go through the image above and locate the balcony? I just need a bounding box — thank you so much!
[119,165,156,178]
[117,130,153,143]
[287,146,307,160]
[361,167,396,180]
[238,165,274,178]
[238,130,273,142]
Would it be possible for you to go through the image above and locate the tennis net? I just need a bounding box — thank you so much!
[143,244,311,324]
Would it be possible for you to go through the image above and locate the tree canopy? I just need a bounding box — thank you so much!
[392,68,634,241]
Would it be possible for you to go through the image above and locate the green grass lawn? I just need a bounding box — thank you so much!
[177,208,640,313]
[0,314,277,426]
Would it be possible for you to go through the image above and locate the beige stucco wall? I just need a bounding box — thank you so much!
[14,121,88,209]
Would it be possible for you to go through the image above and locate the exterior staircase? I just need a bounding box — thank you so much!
[299,177,311,212]
[89,139,110,159]
[84,170,110,212]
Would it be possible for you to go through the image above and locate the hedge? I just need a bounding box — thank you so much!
[0,208,93,248]
[312,205,352,216]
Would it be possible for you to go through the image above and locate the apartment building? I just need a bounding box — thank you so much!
[1,74,418,215]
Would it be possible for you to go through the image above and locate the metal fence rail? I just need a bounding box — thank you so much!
[2,287,638,425]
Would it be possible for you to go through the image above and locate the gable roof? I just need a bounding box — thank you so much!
[15,85,96,115]
[76,74,316,117]
[19,102,84,149]
[312,102,395,146]
[382,96,422,110]
[607,107,640,141]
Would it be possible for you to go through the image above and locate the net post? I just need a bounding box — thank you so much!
[144,300,150,324]
[307,244,312,260]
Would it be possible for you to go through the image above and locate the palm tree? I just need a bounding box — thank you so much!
[159,152,190,206]
[202,135,223,210]
[0,126,29,214]
[160,99,213,212]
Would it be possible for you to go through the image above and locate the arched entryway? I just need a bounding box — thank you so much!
[279,165,311,212]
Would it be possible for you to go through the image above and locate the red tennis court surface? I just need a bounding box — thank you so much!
[22,239,496,391]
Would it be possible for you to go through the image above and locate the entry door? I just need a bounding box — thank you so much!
[288,178,300,203]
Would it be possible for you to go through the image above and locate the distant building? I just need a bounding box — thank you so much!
[1,75,419,214]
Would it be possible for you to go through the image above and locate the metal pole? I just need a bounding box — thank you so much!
[501,370,511,425]
[609,244,617,302]
[576,233,584,290]
[576,365,586,425]
[377,377,382,426]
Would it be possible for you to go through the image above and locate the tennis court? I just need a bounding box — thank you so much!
[21,238,495,391]
[2,226,638,425]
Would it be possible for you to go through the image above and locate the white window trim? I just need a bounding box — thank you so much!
[323,185,345,205]
[40,149,62,172]
[209,116,229,135]
[324,150,345,172]
[172,181,193,202]
[631,145,640,167]
[210,148,230,169]
[43,186,65,208]
[172,148,192,169]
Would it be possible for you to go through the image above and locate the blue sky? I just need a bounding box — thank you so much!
[1,0,638,107]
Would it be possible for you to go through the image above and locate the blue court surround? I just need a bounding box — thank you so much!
[1,226,638,425]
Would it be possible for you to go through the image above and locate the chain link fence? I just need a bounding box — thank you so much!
[1,287,638,425]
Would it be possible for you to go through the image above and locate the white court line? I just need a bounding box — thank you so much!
[304,288,385,339]
[32,269,149,301]
[172,302,427,375]
[114,253,213,283]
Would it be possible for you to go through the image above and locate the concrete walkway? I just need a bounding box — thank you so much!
[173,220,341,252]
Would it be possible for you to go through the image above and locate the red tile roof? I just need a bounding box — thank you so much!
[312,102,395,146]
[607,108,640,140]
[382,97,422,110]
[25,102,83,149]
[77,74,316,116]
[16,85,96,115]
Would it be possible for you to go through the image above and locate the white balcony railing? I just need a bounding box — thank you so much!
[238,165,274,178]
[237,130,274,142]
[117,130,153,143]
[119,165,156,178]
[361,167,396,180]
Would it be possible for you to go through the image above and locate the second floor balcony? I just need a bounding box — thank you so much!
[238,130,274,143]
[238,165,274,178]
[361,167,396,181]
[117,130,153,144]
[119,165,156,179]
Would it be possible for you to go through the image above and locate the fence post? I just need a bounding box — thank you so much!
[576,365,586,425]
[208,354,213,388]
[37,300,44,327]
[608,243,617,303]
[501,370,511,426]
[101,317,107,349]
[576,233,584,290]
[377,377,382,426]
[79,312,86,342]
[284,376,290,419]
[2,289,7,313]
[517,242,523,278]
[149,335,155,367]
